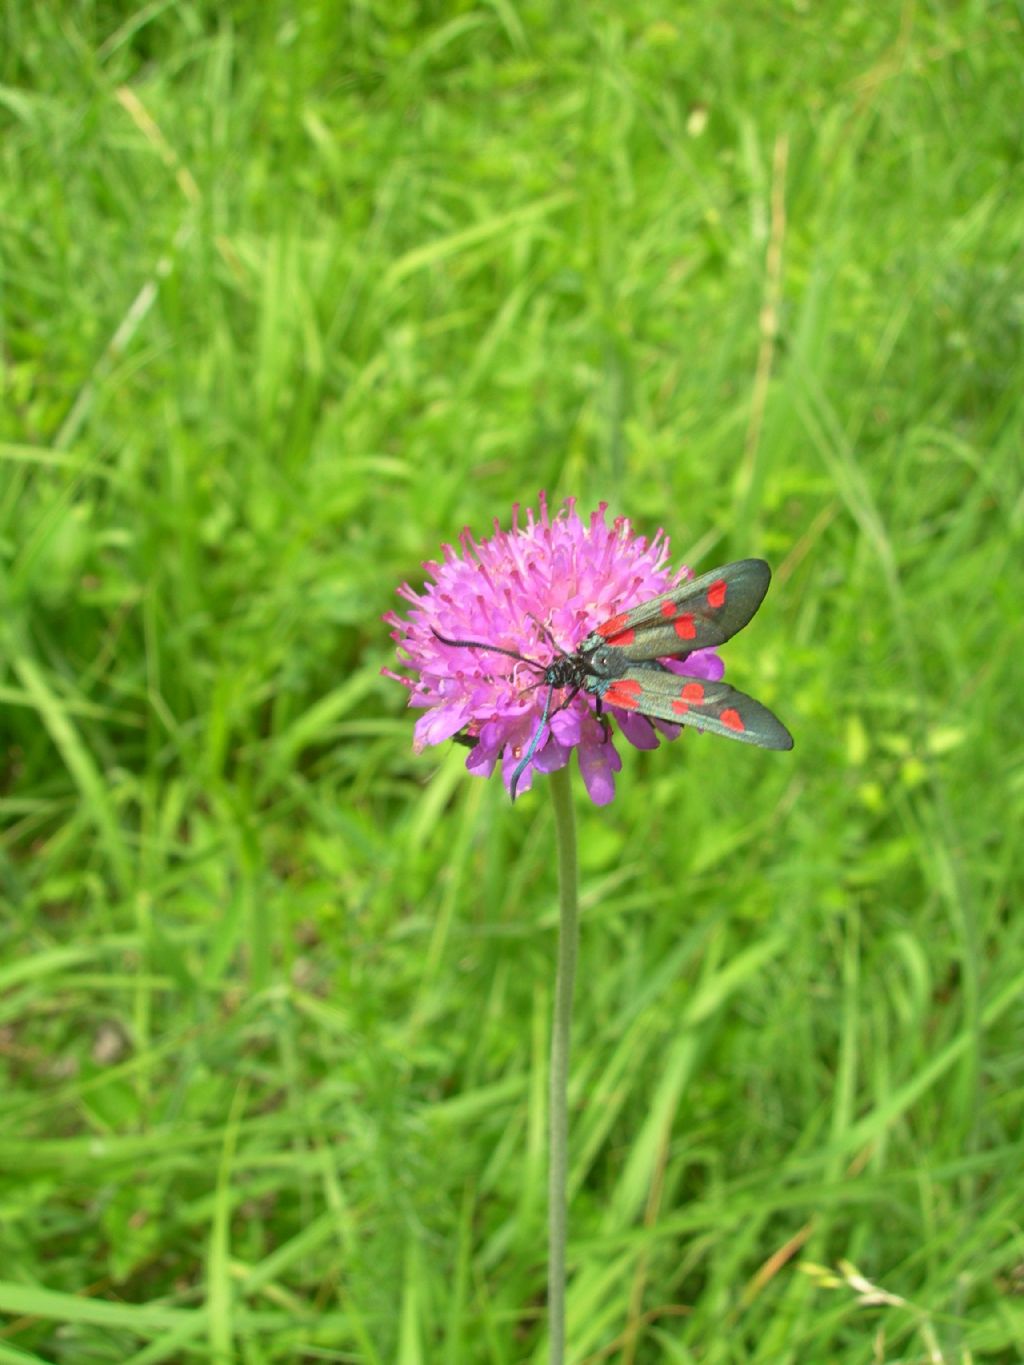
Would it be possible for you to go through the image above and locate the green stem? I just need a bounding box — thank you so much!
[547,764,579,1365]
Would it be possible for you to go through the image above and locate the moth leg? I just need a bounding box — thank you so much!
[585,694,614,743]
[548,685,582,719]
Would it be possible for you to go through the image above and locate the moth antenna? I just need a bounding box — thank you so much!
[431,627,543,671]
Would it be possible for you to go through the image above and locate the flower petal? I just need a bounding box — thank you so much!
[663,648,724,682]
[616,709,660,750]
[577,724,622,806]
[413,705,471,753]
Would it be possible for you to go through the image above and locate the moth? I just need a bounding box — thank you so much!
[435,558,793,798]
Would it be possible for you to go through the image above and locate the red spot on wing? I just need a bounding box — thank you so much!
[708,578,728,610]
[607,626,636,646]
[604,679,643,710]
[721,707,744,732]
[660,600,677,618]
[672,682,705,715]
[597,612,629,639]
[674,614,696,641]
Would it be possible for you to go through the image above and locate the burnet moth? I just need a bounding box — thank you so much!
[434,558,793,799]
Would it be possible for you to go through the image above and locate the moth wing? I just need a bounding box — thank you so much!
[599,669,793,751]
[591,558,772,661]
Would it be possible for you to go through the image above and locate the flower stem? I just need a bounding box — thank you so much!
[547,764,578,1365]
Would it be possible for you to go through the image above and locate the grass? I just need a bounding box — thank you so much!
[2,2,1023,1361]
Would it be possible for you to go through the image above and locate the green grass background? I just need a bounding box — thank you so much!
[2,3,1023,1362]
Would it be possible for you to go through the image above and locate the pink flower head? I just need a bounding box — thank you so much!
[383,494,725,806]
